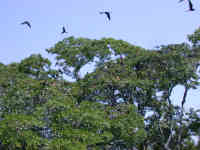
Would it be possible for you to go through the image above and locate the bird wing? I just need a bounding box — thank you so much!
[106,13,111,20]
[26,22,31,28]
[188,0,193,8]
[178,0,184,2]
[21,21,31,28]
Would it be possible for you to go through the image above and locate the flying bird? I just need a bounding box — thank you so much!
[61,26,67,34]
[20,21,31,29]
[99,11,111,21]
[187,0,195,11]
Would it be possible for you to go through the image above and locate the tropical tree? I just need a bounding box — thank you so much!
[1,27,200,149]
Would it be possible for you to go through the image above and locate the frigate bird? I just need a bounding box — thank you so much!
[61,26,67,34]
[20,21,31,29]
[99,11,111,21]
[188,0,195,11]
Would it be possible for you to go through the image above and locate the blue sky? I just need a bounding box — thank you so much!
[0,0,200,110]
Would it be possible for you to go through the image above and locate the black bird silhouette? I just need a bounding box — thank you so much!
[20,21,31,29]
[61,26,67,34]
[188,0,195,11]
[99,11,111,21]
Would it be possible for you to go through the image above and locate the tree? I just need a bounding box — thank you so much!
[0,27,200,149]
[0,54,146,149]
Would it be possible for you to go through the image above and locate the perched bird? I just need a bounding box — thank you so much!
[99,11,111,21]
[61,26,67,34]
[20,21,31,29]
[187,0,195,11]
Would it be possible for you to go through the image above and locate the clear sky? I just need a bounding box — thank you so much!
[0,0,200,110]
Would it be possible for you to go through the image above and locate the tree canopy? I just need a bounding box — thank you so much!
[0,27,200,150]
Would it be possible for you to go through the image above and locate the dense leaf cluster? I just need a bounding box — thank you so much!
[1,28,200,149]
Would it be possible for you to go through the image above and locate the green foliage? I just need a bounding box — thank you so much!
[1,28,200,149]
